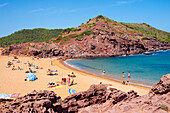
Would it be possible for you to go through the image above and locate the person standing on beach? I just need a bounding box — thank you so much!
[122,72,125,81]
[128,72,130,83]
[102,69,106,76]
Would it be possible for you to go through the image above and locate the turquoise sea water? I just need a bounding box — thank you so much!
[65,50,170,87]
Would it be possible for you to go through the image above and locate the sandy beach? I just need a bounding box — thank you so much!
[0,56,150,99]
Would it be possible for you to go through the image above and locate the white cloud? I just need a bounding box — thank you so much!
[0,3,8,7]
[29,8,52,13]
[116,0,136,5]
[30,8,45,13]
[111,0,142,6]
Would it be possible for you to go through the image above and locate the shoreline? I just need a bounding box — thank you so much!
[54,59,151,91]
[64,59,153,88]
[0,55,151,99]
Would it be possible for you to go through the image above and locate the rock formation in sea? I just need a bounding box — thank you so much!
[1,16,170,58]
[0,74,169,112]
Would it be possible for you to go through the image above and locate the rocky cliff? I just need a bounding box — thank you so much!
[1,15,170,58]
[0,74,169,112]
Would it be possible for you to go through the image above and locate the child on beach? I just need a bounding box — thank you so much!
[67,74,71,86]
[61,78,66,85]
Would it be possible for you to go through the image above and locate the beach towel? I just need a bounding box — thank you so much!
[0,93,11,99]
[48,85,57,88]
[53,86,63,89]
[69,88,77,94]
[47,73,57,76]
[11,93,20,98]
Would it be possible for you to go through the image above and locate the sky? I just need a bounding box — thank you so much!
[0,0,170,37]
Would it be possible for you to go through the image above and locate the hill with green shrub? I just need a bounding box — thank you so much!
[0,15,169,47]
[0,28,63,47]
[120,22,170,42]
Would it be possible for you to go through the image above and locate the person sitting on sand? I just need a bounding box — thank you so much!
[35,66,38,69]
[6,61,12,68]
[12,66,16,70]
[47,69,52,74]
[14,56,18,59]
[7,61,13,66]
[122,80,129,85]
[16,59,21,63]
[25,77,30,81]
[29,68,33,73]
[71,72,76,77]
[122,80,126,85]
[55,70,58,72]
[27,61,31,67]
[17,66,21,70]
[61,78,66,85]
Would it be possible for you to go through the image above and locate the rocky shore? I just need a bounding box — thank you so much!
[0,74,169,113]
[1,37,170,59]
[1,17,170,58]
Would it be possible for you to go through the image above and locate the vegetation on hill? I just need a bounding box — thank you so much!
[52,30,93,44]
[120,22,170,42]
[0,28,63,47]
[0,15,169,47]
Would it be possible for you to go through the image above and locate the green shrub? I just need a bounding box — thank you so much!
[75,36,83,41]
[68,34,78,38]
[141,37,148,40]
[60,38,71,45]
[160,105,168,111]
[87,19,91,23]
[120,22,170,42]
[82,30,93,36]
[96,15,105,20]
[92,36,96,38]
[63,28,74,33]
[72,28,81,32]
[118,32,124,35]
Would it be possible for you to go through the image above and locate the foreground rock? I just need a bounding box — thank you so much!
[0,74,169,112]
[79,74,170,113]
[0,90,62,112]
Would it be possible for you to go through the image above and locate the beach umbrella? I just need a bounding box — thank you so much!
[69,88,77,94]
[28,73,37,81]
[0,93,11,99]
